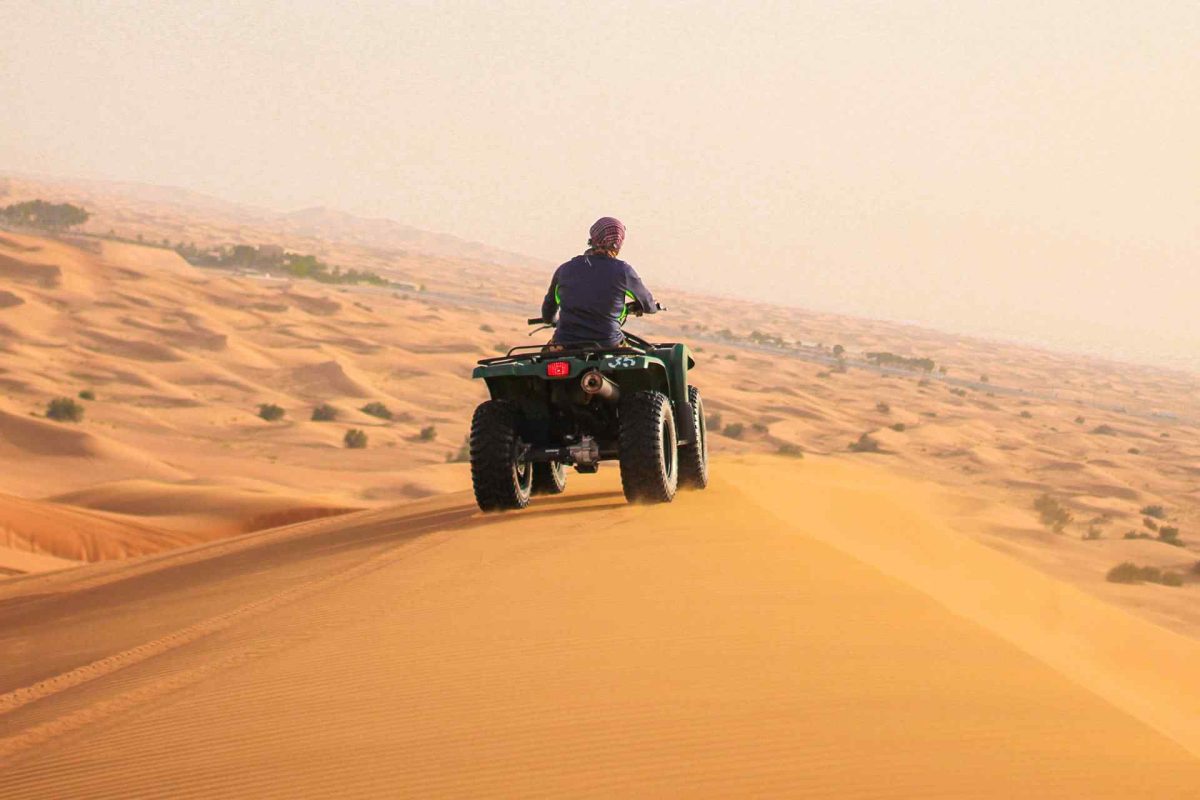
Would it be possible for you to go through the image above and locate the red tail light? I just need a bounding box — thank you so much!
[545,361,571,377]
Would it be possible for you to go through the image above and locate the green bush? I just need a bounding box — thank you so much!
[46,397,84,422]
[78,389,96,401]
[707,411,723,431]
[890,422,907,432]
[876,401,891,414]
[1143,517,1159,532]
[1033,494,1073,533]
[1074,415,1086,424]
[751,422,769,434]
[258,403,285,421]
[1091,424,1118,436]
[311,403,339,422]
[479,323,494,333]
[360,401,393,420]
[1106,562,1183,587]
[776,442,804,458]
[344,428,368,449]
[1124,531,1153,541]
[723,422,745,439]
[1157,526,1182,546]
[1140,505,1166,520]
[849,432,881,453]
[418,425,437,441]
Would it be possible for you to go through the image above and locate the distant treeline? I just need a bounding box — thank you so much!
[0,200,89,230]
[865,352,937,373]
[176,243,392,287]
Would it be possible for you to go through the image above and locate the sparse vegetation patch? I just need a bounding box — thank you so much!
[1106,562,1183,587]
[46,397,84,423]
[344,429,368,449]
[360,402,393,420]
[1033,494,1073,533]
[258,403,285,421]
[311,403,339,422]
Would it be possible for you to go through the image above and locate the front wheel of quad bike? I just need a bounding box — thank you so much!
[678,385,709,490]
[532,461,567,495]
[618,390,678,504]
[470,400,533,511]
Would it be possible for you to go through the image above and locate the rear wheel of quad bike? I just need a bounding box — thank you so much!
[618,390,678,504]
[532,461,567,495]
[470,400,533,511]
[678,385,709,490]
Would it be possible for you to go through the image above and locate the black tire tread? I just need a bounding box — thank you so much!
[470,400,530,511]
[678,385,709,490]
[618,390,678,504]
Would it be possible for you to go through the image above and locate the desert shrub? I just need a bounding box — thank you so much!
[78,389,95,401]
[849,432,881,453]
[360,401,393,420]
[1127,447,1141,455]
[707,411,723,431]
[876,401,891,414]
[1107,562,1145,584]
[311,403,339,422]
[1091,424,1117,436]
[418,425,437,441]
[479,323,494,332]
[1124,531,1153,541]
[1140,505,1166,520]
[344,428,368,449]
[1143,517,1159,532]
[1074,416,1086,424]
[890,422,907,432]
[257,403,285,421]
[776,442,804,458]
[727,353,738,361]
[723,422,745,439]
[1083,526,1103,540]
[46,397,84,422]
[1019,410,1033,419]
[751,422,769,434]
[832,344,845,357]
[1157,526,1182,546]
[1106,562,1182,587]
[1033,494,1073,533]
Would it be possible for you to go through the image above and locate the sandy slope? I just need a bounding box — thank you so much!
[2,457,1197,798]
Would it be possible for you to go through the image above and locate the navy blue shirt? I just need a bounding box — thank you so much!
[542,254,657,346]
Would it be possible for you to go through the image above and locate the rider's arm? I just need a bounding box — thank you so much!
[624,264,657,314]
[541,266,561,323]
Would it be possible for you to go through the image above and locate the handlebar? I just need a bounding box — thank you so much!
[527,302,665,327]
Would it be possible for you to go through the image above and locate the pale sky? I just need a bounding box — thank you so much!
[2,1,1198,369]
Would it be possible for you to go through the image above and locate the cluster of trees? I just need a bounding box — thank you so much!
[178,243,390,287]
[0,200,89,230]
[865,352,937,373]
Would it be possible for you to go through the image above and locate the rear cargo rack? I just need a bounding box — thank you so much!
[476,340,649,367]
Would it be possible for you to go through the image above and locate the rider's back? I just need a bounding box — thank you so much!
[542,254,656,347]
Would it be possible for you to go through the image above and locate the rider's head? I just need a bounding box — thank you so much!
[587,217,625,257]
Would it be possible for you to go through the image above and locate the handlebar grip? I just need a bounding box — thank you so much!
[527,317,545,326]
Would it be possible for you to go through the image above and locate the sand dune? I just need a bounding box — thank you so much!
[2,457,1197,798]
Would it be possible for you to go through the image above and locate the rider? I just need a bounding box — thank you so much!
[541,217,658,347]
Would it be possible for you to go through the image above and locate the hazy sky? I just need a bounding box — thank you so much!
[3,1,1198,368]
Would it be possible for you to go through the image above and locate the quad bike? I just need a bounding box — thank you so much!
[468,301,708,511]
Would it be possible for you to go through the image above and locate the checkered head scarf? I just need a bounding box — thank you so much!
[587,217,625,257]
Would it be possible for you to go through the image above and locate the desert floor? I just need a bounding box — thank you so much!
[4,459,1199,798]
[1,177,1199,793]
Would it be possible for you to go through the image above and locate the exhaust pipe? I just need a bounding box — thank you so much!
[580,370,620,403]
